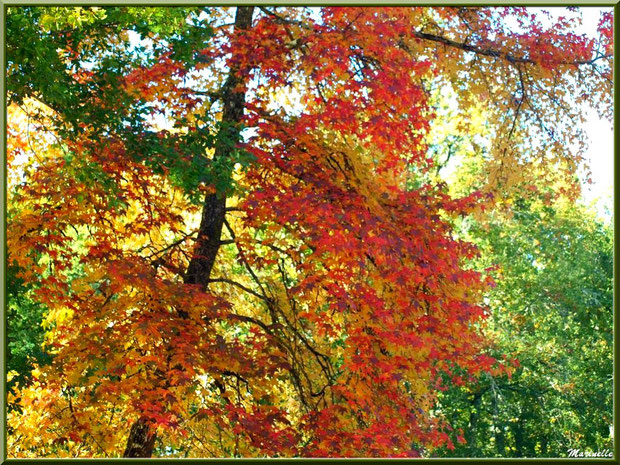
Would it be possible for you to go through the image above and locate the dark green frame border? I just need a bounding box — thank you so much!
[0,1,616,463]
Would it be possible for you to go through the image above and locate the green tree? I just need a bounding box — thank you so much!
[436,194,613,457]
[6,264,52,391]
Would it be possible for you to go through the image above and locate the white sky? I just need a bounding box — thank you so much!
[576,8,613,220]
[530,7,614,219]
[582,108,613,219]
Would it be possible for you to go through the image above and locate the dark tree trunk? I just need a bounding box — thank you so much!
[122,6,254,457]
[492,389,505,457]
[123,416,157,458]
[466,391,482,456]
[514,415,525,457]
[183,191,227,287]
[184,5,254,287]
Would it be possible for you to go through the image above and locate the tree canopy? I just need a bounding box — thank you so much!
[6,6,613,458]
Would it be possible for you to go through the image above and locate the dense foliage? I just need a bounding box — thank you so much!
[6,6,613,458]
[436,195,613,457]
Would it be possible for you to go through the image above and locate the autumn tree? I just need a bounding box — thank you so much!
[6,6,613,457]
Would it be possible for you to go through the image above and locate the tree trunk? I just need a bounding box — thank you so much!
[123,416,157,458]
[514,414,525,457]
[466,391,482,456]
[184,5,254,287]
[122,6,255,457]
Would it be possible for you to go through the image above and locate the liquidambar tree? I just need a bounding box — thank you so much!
[6,6,612,458]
